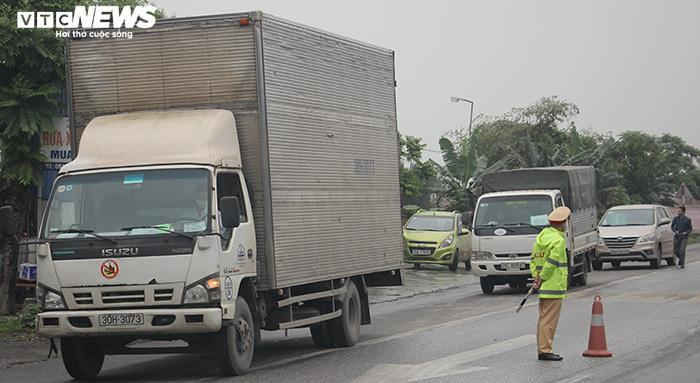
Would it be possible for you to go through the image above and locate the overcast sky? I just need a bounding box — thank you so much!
[159,0,699,160]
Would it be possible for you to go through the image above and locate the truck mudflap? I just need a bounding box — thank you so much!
[37,308,222,338]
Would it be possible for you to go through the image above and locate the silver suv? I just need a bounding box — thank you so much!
[593,204,675,270]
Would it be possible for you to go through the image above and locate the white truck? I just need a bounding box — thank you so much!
[470,166,598,294]
[36,12,403,379]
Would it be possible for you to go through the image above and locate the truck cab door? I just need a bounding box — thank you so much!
[216,170,256,319]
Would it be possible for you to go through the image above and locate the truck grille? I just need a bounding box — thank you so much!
[494,253,531,259]
[64,283,182,309]
[603,237,638,249]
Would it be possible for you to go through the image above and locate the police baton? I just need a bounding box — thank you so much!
[515,285,536,313]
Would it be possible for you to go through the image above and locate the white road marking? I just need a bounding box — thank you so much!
[252,271,657,372]
[353,335,534,383]
[560,373,592,383]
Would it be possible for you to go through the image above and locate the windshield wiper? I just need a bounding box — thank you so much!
[474,224,516,233]
[50,229,118,245]
[120,226,194,240]
[504,222,543,230]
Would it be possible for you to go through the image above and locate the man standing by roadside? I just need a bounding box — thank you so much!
[530,206,570,361]
[672,206,693,269]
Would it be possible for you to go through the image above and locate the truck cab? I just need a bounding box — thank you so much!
[36,111,259,377]
[471,190,561,293]
[470,166,598,294]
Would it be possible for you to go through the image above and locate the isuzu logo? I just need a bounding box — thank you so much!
[101,247,139,257]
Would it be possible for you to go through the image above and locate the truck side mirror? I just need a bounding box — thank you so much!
[219,196,241,229]
[0,206,19,237]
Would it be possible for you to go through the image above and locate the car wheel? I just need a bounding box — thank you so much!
[480,277,494,295]
[592,261,603,271]
[449,250,459,272]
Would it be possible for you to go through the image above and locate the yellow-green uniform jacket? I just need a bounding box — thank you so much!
[529,227,568,299]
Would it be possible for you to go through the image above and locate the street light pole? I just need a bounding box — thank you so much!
[450,96,474,137]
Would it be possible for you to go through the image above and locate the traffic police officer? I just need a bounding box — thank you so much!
[530,206,570,361]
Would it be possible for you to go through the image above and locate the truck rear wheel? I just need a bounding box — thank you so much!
[480,277,494,295]
[329,280,361,347]
[61,337,104,380]
[310,321,334,348]
[219,297,255,376]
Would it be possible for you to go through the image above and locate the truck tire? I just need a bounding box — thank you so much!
[592,261,603,271]
[574,263,588,286]
[310,321,334,348]
[329,280,361,347]
[480,277,494,295]
[219,297,255,376]
[449,250,459,272]
[61,337,104,380]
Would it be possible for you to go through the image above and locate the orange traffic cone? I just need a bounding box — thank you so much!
[583,295,613,357]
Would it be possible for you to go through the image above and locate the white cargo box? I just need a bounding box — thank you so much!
[64,12,403,290]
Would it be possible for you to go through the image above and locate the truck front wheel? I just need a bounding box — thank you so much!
[219,297,255,376]
[61,337,104,380]
[480,277,494,294]
[329,279,361,347]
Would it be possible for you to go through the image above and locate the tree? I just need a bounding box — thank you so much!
[0,0,166,314]
[399,134,437,209]
[451,96,700,212]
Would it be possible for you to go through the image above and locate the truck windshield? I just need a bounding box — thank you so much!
[600,209,654,226]
[43,169,210,239]
[474,195,553,235]
[405,216,454,231]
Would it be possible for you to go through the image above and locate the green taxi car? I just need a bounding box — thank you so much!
[403,210,471,271]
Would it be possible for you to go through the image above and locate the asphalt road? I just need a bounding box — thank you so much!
[3,246,700,383]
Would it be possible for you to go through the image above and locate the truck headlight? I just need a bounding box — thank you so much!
[37,286,66,310]
[472,251,493,261]
[439,234,455,249]
[184,276,221,304]
[638,232,655,243]
[184,285,209,304]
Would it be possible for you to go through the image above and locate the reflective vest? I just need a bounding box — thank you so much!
[529,226,568,299]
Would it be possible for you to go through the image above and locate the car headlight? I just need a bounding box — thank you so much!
[184,277,220,304]
[439,234,455,249]
[472,251,493,261]
[37,286,66,310]
[638,232,655,243]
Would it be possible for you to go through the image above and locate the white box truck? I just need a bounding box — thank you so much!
[36,12,402,379]
[470,166,598,294]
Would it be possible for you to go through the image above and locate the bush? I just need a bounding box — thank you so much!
[18,302,40,330]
